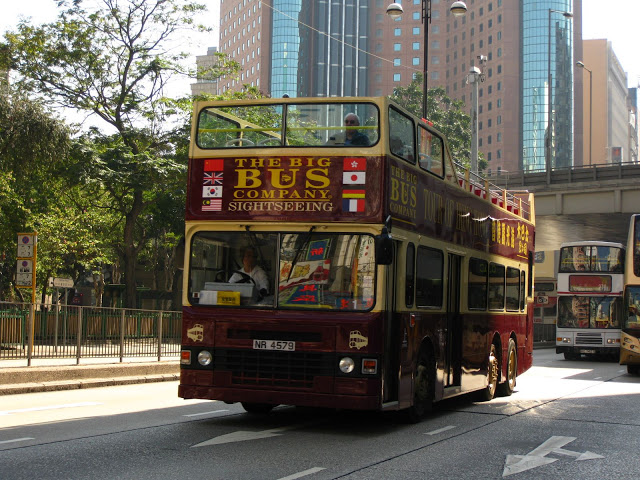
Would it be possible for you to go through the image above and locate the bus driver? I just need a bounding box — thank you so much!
[229,247,269,294]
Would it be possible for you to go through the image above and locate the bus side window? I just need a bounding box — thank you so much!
[388,106,416,165]
[468,257,488,310]
[418,126,444,178]
[489,263,505,310]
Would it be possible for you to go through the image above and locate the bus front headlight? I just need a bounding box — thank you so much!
[339,357,355,373]
[198,350,213,366]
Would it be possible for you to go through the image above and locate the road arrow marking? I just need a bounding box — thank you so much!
[503,436,603,476]
[277,467,326,480]
[425,425,456,435]
[192,421,318,448]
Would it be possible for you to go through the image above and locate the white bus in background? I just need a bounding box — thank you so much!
[556,241,625,360]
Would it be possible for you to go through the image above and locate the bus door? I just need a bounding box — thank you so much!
[445,253,463,387]
[382,241,401,404]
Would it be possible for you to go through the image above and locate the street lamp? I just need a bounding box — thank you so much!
[576,61,593,166]
[387,1,468,121]
[546,9,573,182]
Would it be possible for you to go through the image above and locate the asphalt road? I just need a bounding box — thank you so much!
[1,349,639,480]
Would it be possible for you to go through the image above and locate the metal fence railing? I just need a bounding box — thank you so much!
[0,302,181,365]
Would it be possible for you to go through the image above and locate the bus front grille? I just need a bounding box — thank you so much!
[575,333,603,346]
[215,349,334,389]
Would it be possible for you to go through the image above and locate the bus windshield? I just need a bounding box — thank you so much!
[189,231,376,311]
[559,245,624,272]
[624,285,640,329]
[557,296,622,329]
[196,102,380,149]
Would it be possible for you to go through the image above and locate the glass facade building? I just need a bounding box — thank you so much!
[521,0,574,171]
[298,0,370,97]
[271,1,302,99]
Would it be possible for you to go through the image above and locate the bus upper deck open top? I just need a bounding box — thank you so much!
[179,96,535,420]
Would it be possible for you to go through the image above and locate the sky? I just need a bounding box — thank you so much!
[0,0,638,92]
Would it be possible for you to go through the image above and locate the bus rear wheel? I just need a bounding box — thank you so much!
[404,348,435,423]
[479,343,499,401]
[241,402,276,414]
[498,339,516,397]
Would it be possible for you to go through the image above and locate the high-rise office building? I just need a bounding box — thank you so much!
[215,0,583,174]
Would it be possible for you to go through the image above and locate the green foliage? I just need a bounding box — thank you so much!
[0,87,73,298]
[389,74,487,173]
[2,0,240,307]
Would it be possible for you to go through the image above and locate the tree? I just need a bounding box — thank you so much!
[389,74,487,173]
[4,0,240,307]
[0,85,72,300]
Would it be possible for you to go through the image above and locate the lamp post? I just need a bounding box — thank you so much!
[546,9,573,183]
[466,55,486,175]
[576,61,593,166]
[387,1,467,121]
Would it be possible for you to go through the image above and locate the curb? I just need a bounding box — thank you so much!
[0,361,180,395]
[0,373,179,395]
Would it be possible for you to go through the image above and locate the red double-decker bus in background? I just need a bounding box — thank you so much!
[178,96,535,421]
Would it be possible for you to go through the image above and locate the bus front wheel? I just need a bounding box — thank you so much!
[498,339,516,397]
[479,343,499,401]
[404,348,435,423]
[628,365,640,375]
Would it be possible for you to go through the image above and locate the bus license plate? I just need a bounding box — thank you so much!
[253,340,295,351]
[580,349,596,354]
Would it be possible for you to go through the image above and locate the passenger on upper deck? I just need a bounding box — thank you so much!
[327,113,370,146]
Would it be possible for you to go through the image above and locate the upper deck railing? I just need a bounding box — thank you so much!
[454,162,534,222]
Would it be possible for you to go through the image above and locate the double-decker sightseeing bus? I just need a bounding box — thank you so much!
[178,97,535,420]
[533,251,558,342]
[555,241,625,360]
[622,214,640,374]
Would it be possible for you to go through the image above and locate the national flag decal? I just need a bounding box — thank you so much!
[203,186,222,198]
[202,199,222,211]
[202,159,224,212]
[343,157,366,171]
[203,172,223,185]
[204,159,224,171]
[343,199,365,213]
[342,157,367,213]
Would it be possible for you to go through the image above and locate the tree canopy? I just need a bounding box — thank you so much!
[3,0,240,307]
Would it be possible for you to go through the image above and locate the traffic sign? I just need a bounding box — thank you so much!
[51,277,74,288]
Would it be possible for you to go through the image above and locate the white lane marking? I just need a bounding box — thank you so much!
[183,409,229,417]
[503,436,603,477]
[277,467,326,480]
[192,421,320,448]
[0,402,102,416]
[0,438,35,445]
[594,377,602,380]
[425,425,456,435]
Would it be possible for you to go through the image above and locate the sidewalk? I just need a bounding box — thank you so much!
[0,357,179,395]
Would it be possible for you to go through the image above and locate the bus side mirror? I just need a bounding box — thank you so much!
[375,227,393,265]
